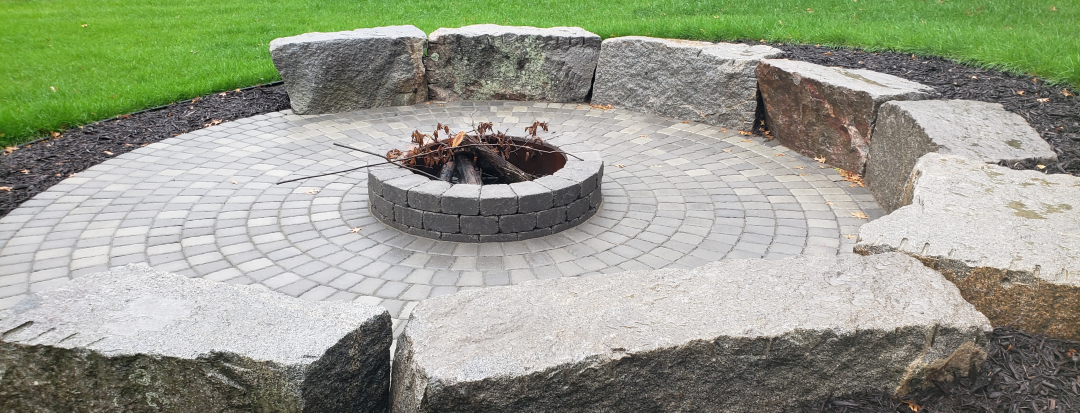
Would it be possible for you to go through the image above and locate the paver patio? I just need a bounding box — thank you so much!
[0,101,880,335]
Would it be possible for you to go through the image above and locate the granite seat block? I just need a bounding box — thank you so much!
[592,37,782,130]
[270,25,428,115]
[391,253,990,413]
[425,25,601,102]
[865,100,1059,212]
[757,59,934,173]
[0,264,392,413]
[856,154,1080,340]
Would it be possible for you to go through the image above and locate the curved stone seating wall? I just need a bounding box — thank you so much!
[392,253,991,413]
[367,151,604,242]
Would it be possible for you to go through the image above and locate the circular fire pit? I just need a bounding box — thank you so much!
[367,143,603,242]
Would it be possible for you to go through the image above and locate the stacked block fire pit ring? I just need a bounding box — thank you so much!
[367,149,604,243]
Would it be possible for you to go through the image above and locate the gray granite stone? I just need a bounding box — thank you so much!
[425,25,600,102]
[865,100,1059,212]
[392,253,990,412]
[270,25,427,114]
[592,37,782,130]
[856,154,1080,340]
[0,264,391,412]
[758,59,934,172]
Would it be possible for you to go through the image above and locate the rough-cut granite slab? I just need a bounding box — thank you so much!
[0,264,392,412]
[270,25,427,115]
[592,37,782,130]
[856,154,1080,340]
[425,25,600,102]
[757,59,934,172]
[391,253,990,413]
[866,100,1058,212]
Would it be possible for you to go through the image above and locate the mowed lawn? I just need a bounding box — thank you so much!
[1,0,1077,145]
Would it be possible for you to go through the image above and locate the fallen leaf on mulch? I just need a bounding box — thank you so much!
[0,187,12,192]
[204,119,222,127]
[814,155,827,163]
[3,146,16,155]
[103,151,114,155]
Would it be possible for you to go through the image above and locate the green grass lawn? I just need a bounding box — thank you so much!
[2,0,1077,146]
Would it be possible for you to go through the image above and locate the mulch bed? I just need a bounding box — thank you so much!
[1,43,1079,412]
[0,83,290,218]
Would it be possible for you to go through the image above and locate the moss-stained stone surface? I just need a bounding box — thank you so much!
[0,264,392,412]
[425,25,600,102]
[856,154,1080,340]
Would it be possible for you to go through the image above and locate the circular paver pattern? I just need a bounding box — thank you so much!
[0,101,881,333]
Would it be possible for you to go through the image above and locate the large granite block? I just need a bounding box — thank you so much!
[757,59,934,172]
[865,99,1058,212]
[391,253,990,413]
[425,25,600,102]
[270,25,428,115]
[856,154,1080,340]
[592,37,782,130]
[0,264,392,412]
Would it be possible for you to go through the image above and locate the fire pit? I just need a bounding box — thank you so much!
[366,123,603,242]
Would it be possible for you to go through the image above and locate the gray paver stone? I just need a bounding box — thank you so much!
[391,253,990,413]
[479,185,517,216]
[865,100,1059,212]
[423,212,460,233]
[534,175,580,207]
[499,213,537,233]
[0,264,392,412]
[396,205,425,228]
[440,233,480,243]
[460,215,500,235]
[270,25,427,114]
[856,154,1080,340]
[408,180,452,212]
[383,174,430,205]
[757,59,933,172]
[510,181,553,213]
[566,198,590,221]
[535,207,567,228]
[425,25,600,102]
[592,37,782,130]
[371,194,395,218]
[441,184,481,215]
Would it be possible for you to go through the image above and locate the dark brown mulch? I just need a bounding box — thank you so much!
[797,327,1080,413]
[767,43,1080,176]
[0,82,289,218]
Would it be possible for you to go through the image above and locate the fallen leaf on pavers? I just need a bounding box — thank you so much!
[799,173,807,176]
[845,234,856,239]
[818,165,827,168]
[1037,98,1050,103]
[722,148,732,152]
[350,227,362,233]
[589,104,614,110]
[774,153,784,157]
[826,201,835,205]
[721,128,727,133]
[738,130,752,136]
[639,135,648,137]
[0,187,12,192]
[650,165,662,168]
[741,139,752,143]
[838,169,865,187]
[204,119,222,127]
[614,164,627,168]
[794,166,805,169]
[814,155,827,163]
[3,146,16,155]
[305,189,321,195]
[852,211,869,219]
[681,121,691,124]
[103,151,114,156]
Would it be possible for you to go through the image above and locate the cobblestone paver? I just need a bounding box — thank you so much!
[0,101,882,335]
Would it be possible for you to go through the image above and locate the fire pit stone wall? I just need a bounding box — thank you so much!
[368,151,603,242]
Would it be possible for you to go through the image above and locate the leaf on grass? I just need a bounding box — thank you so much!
[852,211,869,219]
[50,86,57,92]
[451,131,466,147]
[3,146,16,155]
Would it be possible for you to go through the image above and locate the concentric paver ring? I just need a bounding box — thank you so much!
[0,101,881,334]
